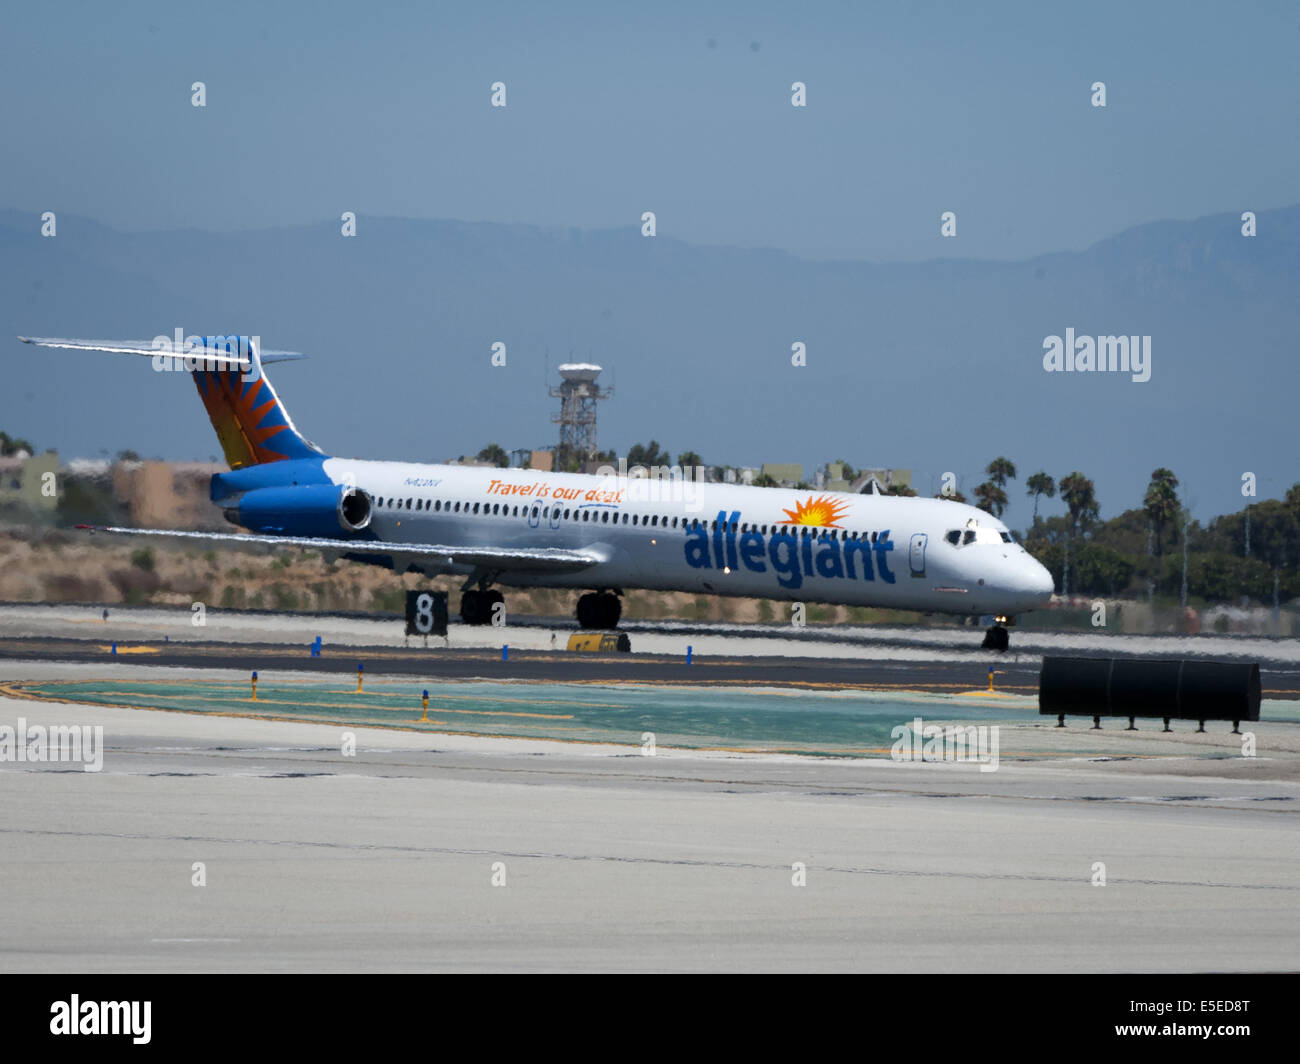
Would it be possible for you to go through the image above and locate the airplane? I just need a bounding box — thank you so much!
[17,334,1055,649]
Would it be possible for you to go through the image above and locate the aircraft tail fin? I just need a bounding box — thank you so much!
[17,334,324,469]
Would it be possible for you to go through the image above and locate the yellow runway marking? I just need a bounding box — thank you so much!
[956,690,1021,698]
[98,690,576,720]
[143,680,623,710]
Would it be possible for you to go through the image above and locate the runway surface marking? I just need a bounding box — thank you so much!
[0,676,1255,761]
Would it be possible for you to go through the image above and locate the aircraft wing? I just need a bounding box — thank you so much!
[75,525,604,574]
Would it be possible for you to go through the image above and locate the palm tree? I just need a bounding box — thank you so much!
[0,431,36,457]
[1059,471,1098,533]
[627,440,670,468]
[1025,471,1055,519]
[676,450,703,472]
[476,443,509,468]
[1142,468,1180,556]
[985,456,1017,489]
[1285,482,1300,514]
[1249,500,1300,617]
[973,481,1008,517]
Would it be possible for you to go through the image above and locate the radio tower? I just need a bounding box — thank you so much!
[551,363,612,472]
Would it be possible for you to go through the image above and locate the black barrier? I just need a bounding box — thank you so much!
[1039,656,1261,732]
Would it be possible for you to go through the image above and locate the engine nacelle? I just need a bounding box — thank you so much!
[224,484,372,537]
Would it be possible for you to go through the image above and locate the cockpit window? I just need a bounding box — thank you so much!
[1000,531,1013,543]
[946,530,961,546]
[962,529,976,545]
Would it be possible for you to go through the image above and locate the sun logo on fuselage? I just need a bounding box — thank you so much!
[781,494,849,528]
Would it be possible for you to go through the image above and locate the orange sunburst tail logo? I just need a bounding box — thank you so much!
[781,494,850,528]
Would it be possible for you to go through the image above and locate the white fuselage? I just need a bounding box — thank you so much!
[321,459,1056,617]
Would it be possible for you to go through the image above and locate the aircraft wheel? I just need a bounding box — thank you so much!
[460,590,489,625]
[597,592,622,629]
[576,592,621,629]
[484,588,505,624]
[576,592,600,629]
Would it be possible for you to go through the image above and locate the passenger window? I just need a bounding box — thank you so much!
[602,511,609,523]
[406,498,412,509]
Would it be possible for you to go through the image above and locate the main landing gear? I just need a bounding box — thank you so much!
[576,590,622,629]
[459,588,504,626]
[981,616,1011,652]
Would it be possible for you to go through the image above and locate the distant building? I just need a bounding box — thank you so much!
[760,463,804,488]
[65,458,111,477]
[0,451,60,511]
[722,467,759,486]
[112,461,227,530]
[528,449,554,472]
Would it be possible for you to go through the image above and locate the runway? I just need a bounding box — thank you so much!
[4,602,1300,697]
[2,605,1298,972]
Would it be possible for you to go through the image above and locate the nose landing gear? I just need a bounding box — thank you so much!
[981,615,1012,652]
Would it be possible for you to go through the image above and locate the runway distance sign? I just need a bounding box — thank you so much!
[405,590,448,636]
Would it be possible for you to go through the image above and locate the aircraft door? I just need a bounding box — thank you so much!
[909,532,927,577]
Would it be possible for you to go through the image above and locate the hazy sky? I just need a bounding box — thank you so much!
[4,0,1299,261]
